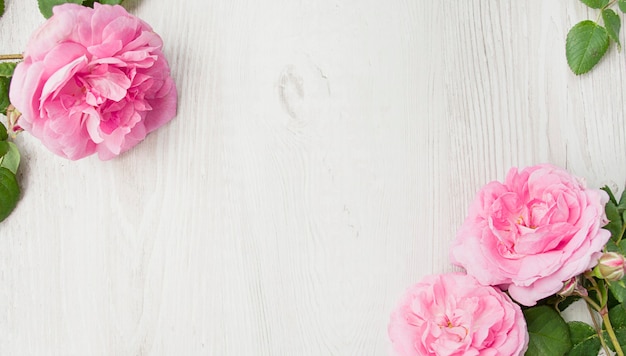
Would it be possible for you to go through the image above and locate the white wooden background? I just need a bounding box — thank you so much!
[0,0,625,354]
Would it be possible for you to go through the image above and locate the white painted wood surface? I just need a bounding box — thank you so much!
[0,0,624,354]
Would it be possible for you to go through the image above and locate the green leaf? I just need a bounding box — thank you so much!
[37,0,83,19]
[82,0,95,6]
[603,185,619,205]
[604,200,622,241]
[580,0,610,8]
[0,141,9,158]
[0,167,19,222]
[610,276,626,304]
[603,9,622,50]
[566,321,602,356]
[566,21,611,75]
[0,122,7,142]
[619,0,626,13]
[608,303,626,329]
[0,77,10,114]
[618,188,626,212]
[0,62,16,78]
[0,0,4,18]
[607,239,623,253]
[96,0,123,4]
[0,142,20,175]
[524,305,572,355]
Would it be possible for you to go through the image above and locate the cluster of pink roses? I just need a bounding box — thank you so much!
[389,164,612,355]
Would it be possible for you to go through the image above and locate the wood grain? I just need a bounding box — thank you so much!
[0,0,624,354]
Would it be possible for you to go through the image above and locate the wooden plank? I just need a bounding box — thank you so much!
[0,0,622,354]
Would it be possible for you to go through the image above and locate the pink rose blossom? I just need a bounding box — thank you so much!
[388,273,528,356]
[10,3,177,160]
[451,164,610,306]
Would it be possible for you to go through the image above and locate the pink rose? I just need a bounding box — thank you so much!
[10,3,177,160]
[388,273,528,356]
[451,164,610,306]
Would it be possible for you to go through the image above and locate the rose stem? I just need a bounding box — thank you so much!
[0,54,23,61]
[586,301,611,356]
[602,311,625,356]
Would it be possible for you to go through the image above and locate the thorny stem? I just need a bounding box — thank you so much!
[0,54,22,61]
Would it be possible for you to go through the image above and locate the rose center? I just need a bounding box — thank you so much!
[439,316,469,342]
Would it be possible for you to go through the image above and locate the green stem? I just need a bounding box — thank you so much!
[587,302,612,356]
[602,311,624,356]
[0,54,23,61]
[605,0,617,8]
[582,294,603,314]
[584,273,605,309]
[597,1,617,24]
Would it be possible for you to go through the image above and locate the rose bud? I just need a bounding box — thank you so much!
[558,276,588,298]
[593,252,626,282]
[559,277,579,297]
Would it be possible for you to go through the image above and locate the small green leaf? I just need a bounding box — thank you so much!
[0,62,16,78]
[0,141,9,158]
[616,239,626,255]
[567,321,602,356]
[618,188,626,212]
[524,305,572,355]
[566,21,611,75]
[608,303,626,329]
[607,239,625,254]
[0,77,10,114]
[610,277,626,304]
[0,122,7,141]
[0,0,4,18]
[603,9,622,50]
[37,0,82,19]
[0,167,19,222]
[96,0,123,4]
[619,0,626,13]
[604,200,623,241]
[0,142,20,175]
[580,0,610,8]
[603,185,619,205]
